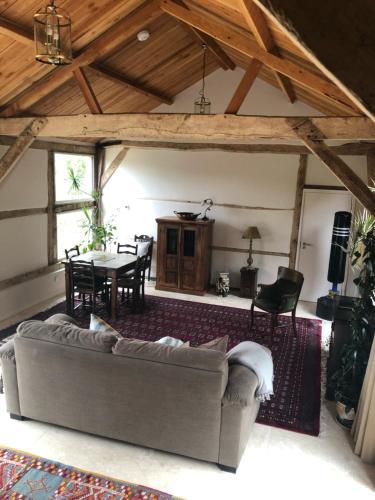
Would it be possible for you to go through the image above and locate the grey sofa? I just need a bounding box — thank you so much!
[0,314,260,472]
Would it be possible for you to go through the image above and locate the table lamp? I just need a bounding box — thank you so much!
[242,226,261,268]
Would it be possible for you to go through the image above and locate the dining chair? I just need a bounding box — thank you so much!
[117,255,147,312]
[134,234,154,281]
[249,266,304,336]
[65,245,80,260]
[117,243,138,255]
[69,259,110,314]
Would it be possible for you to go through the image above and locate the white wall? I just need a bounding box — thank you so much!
[102,69,368,288]
[0,146,64,323]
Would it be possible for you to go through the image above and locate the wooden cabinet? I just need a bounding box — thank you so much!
[156,216,214,295]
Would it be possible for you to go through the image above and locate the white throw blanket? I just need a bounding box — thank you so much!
[226,341,274,402]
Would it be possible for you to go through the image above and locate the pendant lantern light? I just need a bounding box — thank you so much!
[34,0,72,66]
[194,44,211,114]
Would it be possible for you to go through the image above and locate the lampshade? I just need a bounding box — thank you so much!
[242,226,261,240]
[34,1,72,66]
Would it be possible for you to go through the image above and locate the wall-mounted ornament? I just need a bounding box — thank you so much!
[201,198,213,220]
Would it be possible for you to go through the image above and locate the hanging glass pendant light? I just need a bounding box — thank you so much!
[194,44,211,114]
[34,0,72,66]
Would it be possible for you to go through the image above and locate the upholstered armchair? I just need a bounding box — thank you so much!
[249,266,304,335]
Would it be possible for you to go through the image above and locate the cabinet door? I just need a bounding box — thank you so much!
[157,224,180,287]
[180,226,199,290]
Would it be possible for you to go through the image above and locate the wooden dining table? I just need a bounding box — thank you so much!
[63,251,139,320]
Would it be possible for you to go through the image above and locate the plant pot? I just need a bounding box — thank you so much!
[335,401,355,429]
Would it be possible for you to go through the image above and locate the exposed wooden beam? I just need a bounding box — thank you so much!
[0,207,48,220]
[213,245,289,258]
[289,154,307,268]
[89,64,173,105]
[0,136,95,154]
[0,263,62,292]
[253,0,375,122]
[73,67,103,114]
[101,147,129,189]
[289,118,375,215]
[0,15,34,46]
[0,1,163,117]
[159,0,357,113]
[367,154,375,186]
[107,139,375,156]
[54,201,95,213]
[47,151,57,265]
[0,114,374,141]
[173,0,235,70]
[0,118,47,184]
[225,59,262,114]
[241,0,295,103]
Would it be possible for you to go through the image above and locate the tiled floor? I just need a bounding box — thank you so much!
[0,285,374,499]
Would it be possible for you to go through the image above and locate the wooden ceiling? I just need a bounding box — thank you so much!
[0,0,366,123]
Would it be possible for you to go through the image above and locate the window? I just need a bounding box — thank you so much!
[53,153,95,260]
[54,153,93,203]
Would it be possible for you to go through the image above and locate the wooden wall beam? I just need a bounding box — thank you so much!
[367,154,375,186]
[73,68,102,114]
[241,0,295,102]
[0,135,95,154]
[101,147,129,189]
[0,263,62,292]
[0,118,47,184]
[0,114,374,141]
[47,152,57,265]
[213,245,289,258]
[0,207,47,220]
[54,201,95,213]
[0,1,162,116]
[254,0,375,122]
[289,154,307,268]
[89,64,173,105]
[160,0,356,112]
[225,59,262,114]
[109,139,375,155]
[289,118,375,214]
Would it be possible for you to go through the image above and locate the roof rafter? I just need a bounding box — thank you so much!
[73,67,102,114]
[241,0,295,103]
[159,0,358,114]
[0,1,172,116]
[225,58,262,114]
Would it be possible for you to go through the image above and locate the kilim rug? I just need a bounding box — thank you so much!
[0,447,181,499]
[0,295,322,436]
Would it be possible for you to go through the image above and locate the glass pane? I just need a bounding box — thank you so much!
[166,228,178,255]
[54,153,94,203]
[57,210,91,259]
[183,230,195,257]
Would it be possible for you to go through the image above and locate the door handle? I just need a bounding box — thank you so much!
[302,242,313,249]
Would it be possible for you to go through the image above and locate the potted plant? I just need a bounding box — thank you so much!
[67,164,117,252]
[333,209,375,428]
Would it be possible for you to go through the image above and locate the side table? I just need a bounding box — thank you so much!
[240,266,258,298]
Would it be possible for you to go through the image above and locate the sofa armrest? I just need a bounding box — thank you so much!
[0,339,21,416]
[219,364,260,470]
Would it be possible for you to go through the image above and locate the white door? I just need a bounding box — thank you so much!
[297,189,353,302]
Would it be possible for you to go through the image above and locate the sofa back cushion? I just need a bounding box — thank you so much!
[17,320,117,353]
[113,338,227,373]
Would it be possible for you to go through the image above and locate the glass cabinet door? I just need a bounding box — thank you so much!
[166,228,178,254]
[183,229,196,257]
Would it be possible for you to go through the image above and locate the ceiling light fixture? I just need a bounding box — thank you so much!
[137,30,150,42]
[34,0,72,66]
[194,44,211,114]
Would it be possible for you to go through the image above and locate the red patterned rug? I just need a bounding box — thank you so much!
[0,295,322,436]
[0,447,181,499]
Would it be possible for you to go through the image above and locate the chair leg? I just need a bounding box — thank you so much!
[271,314,277,333]
[292,309,297,336]
[92,293,96,314]
[249,302,255,332]
[148,266,151,282]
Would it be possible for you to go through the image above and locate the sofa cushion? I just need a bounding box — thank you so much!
[45,313,78,326]
[17,320,117,353]
[113,338,226,372]
[198,335,229,354]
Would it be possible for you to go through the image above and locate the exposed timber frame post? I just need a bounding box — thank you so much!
[289,154,307,269]
[47,151,57,265]
[367,154,375,186]
[0,118,47,184]
[95,146,105,226]
[100,147,129,189]
[289,118,375,215]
